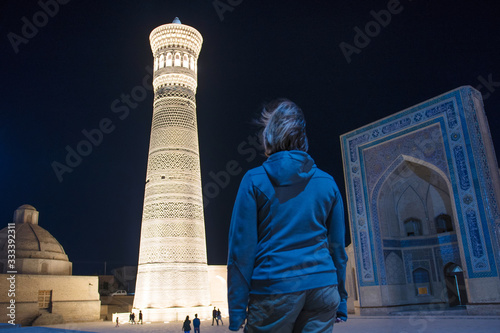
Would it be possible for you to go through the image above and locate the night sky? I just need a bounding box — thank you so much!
[1,0,500,275]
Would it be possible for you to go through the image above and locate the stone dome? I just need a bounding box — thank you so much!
[17,204,36,210]
[0,205,72,275]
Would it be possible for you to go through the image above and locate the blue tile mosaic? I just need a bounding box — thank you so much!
[383,234,457,248]
[341,86,500,288]
[453,146,471,190]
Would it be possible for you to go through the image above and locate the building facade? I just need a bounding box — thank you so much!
[133,18,212,321]
[341,86,500,315]
[0,205,100,326]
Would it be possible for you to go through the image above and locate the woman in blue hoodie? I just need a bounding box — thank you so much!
[227,99,348,332]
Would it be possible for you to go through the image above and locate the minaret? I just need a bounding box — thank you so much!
[133,18,211,321]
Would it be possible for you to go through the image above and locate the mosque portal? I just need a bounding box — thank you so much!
[341,86,500,315]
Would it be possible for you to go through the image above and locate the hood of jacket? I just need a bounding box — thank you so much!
[262,150,316,186]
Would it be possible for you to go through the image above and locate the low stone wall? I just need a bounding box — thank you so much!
[0,274,100,326]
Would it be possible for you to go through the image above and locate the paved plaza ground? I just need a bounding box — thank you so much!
[3,315,500,333]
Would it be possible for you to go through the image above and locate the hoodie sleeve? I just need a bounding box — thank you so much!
[327,188,348,321]
[227,172,258,331]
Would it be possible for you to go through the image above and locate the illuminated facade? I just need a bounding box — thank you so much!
[133,18,212,321]
[341,86,500,315]
[0,205,100,325]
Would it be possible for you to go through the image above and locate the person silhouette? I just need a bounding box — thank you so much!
[212,307,218,325]
[227,99,348,331]
[193,313,201,333]
[217,308,223,325]
[182,315,191,333]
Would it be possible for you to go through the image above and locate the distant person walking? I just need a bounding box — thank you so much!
[217,308,223,325]
[212,307,218,325]
[227,99,348,331]
[138,310,143,324]
[193,313,201,333]
[182,315,192,333]
[115,316,119,327]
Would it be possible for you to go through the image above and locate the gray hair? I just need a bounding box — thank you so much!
[259,98,309,157]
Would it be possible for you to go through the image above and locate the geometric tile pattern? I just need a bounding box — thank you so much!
[384,251,406,285]
[384,239,462,286]
[341,86,500,287]
[434,245,462,282]
[402,248,435,283]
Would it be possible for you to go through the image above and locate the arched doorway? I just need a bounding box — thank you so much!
[376,156,456,239]
[444,263,468,307]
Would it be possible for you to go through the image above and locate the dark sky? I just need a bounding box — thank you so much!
[1,0,500,275]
